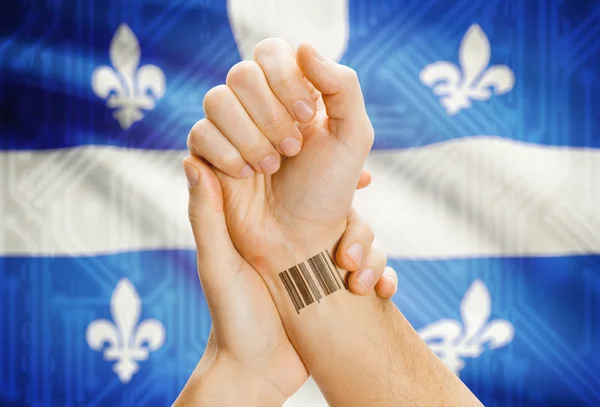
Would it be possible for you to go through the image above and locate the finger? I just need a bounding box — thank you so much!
[347,246,387,296]
[335,209,374,272]
[374,266,398,299]
[296,42,373,150]
[357,169,371,190]
[182,155,247,292]
[304,76,321,102]
[226,61,304,158]
[254,38,316,124]
[187,118,254,179]
[203,83,281,174]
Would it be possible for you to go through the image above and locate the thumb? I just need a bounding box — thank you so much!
[182,155,245,290]
[296,42,373,147]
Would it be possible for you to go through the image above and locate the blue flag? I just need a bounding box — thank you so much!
[1,1,599,406]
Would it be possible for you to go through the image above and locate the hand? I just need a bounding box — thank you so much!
[185,38,374,285]
[176,159,397,405]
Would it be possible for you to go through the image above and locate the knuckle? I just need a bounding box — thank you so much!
[239,137,269,157]
[187,119,208,151]
[254,38,290,60]
[367,125,375,147]
[341,66,359,84]
[360,121,375,149]
[350,211,375,242]
[366,247,386,270]
[226,60,262,87]
[203,85,232,114]
[241,136,261,149]
[376,250,388,270]
[222,149,242,168]
[271,76,294,94]
[263,114,287,132]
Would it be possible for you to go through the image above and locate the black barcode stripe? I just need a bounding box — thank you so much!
[326,250,348,290]
[298,262,322,302]
[279,251,349,313]
[312,253,339,295]
[287,269,307,310]
[280,271,301,313]
[288,265,314,307]
[308,256,330,295]
[279,271,302,314]
[320,252,341,291]
[320,252,340,294]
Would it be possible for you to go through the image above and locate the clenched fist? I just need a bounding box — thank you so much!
[185,38,380,294]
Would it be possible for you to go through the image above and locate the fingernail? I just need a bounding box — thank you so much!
[385,276,397,288]
[357,268,375,292]
[240,164,254,178]
[346,244,363,267]
[259,154,280,174]
[183,162,199,187]
[293,99,314,122]
[280,137,302,156]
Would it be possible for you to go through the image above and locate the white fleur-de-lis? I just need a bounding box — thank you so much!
[86,278,165,383]
[92,24,166,130]
[419,24,515,115]
[418,280,514,374]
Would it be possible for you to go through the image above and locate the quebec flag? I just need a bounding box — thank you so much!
[1,1,599,406]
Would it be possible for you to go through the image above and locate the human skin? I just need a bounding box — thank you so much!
[173,168,398,406]
[175,76,398,405]
[174,66,400,405]
[181,38,484,406]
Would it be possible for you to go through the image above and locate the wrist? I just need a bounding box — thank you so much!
[212,355,287,405]
[177,353,286,407]
[254,221,347,277]
[260,235,352,317]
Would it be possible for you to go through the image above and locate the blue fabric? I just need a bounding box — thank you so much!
[1,253,598,406]
[1,0,599,406]
[1,0,599,150]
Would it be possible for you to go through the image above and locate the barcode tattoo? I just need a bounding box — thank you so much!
[279,250,348,314]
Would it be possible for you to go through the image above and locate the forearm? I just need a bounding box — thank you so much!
[261,240,482,407]
[174,340,286,407]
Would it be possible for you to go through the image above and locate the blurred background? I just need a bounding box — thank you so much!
[1,0,599,406]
